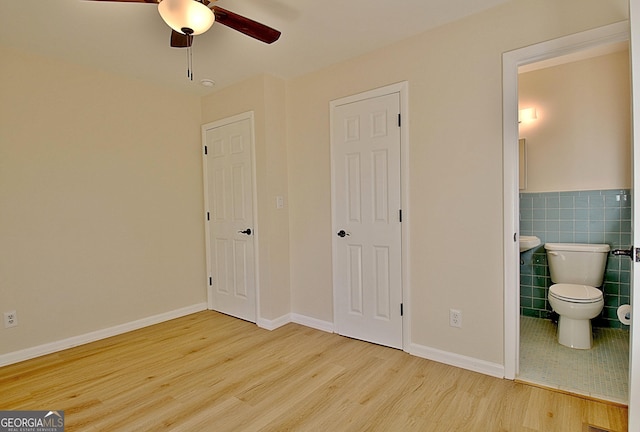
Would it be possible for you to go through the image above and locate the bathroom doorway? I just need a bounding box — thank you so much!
[517,41,631,403]
[502,21,633,405]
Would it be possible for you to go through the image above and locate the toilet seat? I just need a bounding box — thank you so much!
[549,283,603,304]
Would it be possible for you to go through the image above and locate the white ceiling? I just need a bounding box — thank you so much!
[0,0,511,96]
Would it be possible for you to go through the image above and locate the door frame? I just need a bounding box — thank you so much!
[329,81,410,350]
[628,2,640,428]
[502,20,629,380]
[202,111,260,320]
[504,19,640,428]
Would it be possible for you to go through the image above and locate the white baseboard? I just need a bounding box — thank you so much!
[257,313,335,333]
[257,314,292,331]
[282,316,504,380]
[0,303,207,367]
[291,313,334,333]
[408,342,505,379]
[1,306,505,381]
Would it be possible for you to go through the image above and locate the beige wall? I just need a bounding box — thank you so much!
[0,45,206,355]
[285,0,627,364]
[519,51,631,192]
[1,0,630,368]
[201,75,291,321]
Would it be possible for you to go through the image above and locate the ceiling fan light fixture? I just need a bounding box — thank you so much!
[158,0,215,36]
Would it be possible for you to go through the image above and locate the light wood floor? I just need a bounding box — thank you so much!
[1,311,628,431]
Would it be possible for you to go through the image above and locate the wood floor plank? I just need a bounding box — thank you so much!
[0,311,628,431]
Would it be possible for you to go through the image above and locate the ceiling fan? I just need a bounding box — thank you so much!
[86,0,281,48]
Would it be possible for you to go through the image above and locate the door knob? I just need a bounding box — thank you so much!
[337,230,350,238]
[238,228,252,235]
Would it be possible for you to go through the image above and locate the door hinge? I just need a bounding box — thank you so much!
[400,303,404,316]
[208,277,212,286]
[398,113,401,127]
[204,145,208,155]
[399,209,402,222]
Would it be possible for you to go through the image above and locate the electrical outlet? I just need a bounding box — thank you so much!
[4,311,17,328]
[449,309,462,328]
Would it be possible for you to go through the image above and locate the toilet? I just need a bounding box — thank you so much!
[544,242,610,349]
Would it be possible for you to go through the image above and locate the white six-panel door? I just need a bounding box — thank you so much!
[331,91,403,349]
[202,113,256,323]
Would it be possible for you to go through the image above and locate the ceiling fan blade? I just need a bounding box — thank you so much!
[211,6,281,44]
[170,30,193,48]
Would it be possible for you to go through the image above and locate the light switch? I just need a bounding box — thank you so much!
[276,196,284,209]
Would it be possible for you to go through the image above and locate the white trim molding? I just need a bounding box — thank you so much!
[291,314,335,333]
[257,314,292,331]
[0,303,207,367]
[258,313,335,333]
[408,342,505,379]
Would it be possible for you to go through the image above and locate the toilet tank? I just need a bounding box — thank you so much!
[544,243,610,286]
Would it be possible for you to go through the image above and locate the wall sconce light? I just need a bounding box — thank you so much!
[518,107,538,123]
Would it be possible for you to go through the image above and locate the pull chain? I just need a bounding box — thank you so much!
[186,45,193,81]
[181,29,194,81]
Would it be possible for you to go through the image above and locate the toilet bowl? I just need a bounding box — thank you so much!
[547,283,604,349]
[544,243,610,349]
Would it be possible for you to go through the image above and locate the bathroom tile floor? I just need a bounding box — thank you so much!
[518,316,629,404]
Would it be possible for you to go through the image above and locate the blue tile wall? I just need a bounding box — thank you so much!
[520,189,631,329]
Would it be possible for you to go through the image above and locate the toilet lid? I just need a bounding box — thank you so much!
[549,284,603,303]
